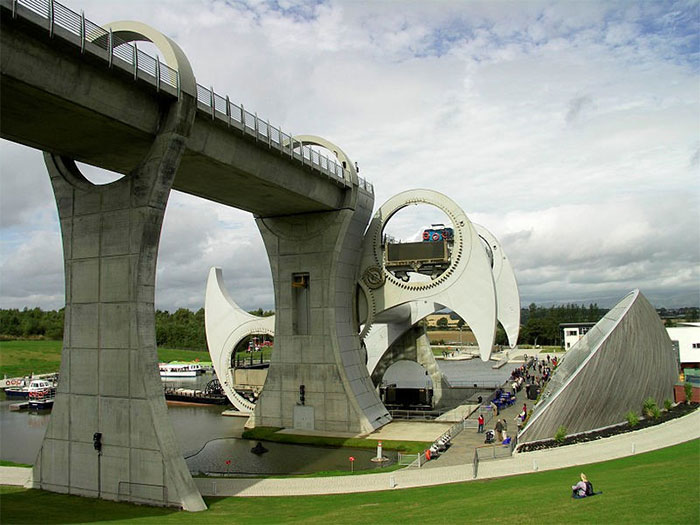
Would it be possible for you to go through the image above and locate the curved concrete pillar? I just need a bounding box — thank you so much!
[474,224,520,348]
[251,172,390,434]
[358,189,497,361]
[204,267,274,413]
[365,301,441,374]
[32,85,205,510]
[369,322,447,406]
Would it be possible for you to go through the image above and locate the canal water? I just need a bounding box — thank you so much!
[0,359,512,474]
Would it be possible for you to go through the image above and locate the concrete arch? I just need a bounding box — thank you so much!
[358,189,497,361]
[97,20,197,97]
[204,268,274,414]
[291,134,358,185]
[474,224,520,348]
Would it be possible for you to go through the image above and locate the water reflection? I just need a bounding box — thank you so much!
[1,359,505,472]
[186,438,393,475]
[0,394,393,475]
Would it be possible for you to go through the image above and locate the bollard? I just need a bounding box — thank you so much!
[377,440,383,460]
[389,475,397,488]
[532,460,538,471]
[631,443,636,454]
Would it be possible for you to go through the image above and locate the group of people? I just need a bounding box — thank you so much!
[477,353,562,444]
[510,355,556,390]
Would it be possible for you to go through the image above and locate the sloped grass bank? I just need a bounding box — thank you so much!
[0,340,209,378]
[2,439,697,524]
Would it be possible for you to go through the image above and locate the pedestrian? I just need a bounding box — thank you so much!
[477,413,484,433]
[571,473,595,499]
[495,419,504,442]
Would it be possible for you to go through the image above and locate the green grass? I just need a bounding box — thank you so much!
[0,341,209,377]
[242,426,430,454]
[234,347,273,362]
[0,460,32,468]
[0,340,64,377]
[156,348,210,363]
[195,462,405,479]
[1,439,697,524]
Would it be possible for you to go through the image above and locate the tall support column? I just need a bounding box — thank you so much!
[32,94,205,511]
[251,188,391,434]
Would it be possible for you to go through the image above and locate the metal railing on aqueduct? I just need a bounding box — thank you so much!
[7,0,375,194]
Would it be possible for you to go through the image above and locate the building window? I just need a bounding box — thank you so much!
[692,343,700,349]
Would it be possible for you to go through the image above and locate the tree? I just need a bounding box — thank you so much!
[436,317,448,328]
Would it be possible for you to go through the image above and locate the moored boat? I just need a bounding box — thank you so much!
[27,379,56,409]
[5,377,57,399]
[159,362,205,377]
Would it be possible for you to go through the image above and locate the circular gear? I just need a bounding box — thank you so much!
[363,265,385,289]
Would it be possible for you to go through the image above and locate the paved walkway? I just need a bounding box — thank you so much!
[422,385,525,469]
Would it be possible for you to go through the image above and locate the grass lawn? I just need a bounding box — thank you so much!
[0,340,210,378]
[0,340,64,377]
[0,460,32,468]
[1,439,697,524]
[242,426,430,455]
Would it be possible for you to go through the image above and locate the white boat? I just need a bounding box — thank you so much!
[27,379,56,409]
[6,377,57,399]
[159,363,204,378]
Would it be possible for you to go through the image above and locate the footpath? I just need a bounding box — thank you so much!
[3,409,696,497]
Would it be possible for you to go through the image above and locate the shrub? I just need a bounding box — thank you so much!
[626,410,639,427]
[684,382,693,404]
[650,405,662,420]
[664,399,672,411]
[554,426,567,444]
[642,397,658,419]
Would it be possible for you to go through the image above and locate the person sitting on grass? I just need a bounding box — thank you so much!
[572,473,588,498]
[572,473,600,498]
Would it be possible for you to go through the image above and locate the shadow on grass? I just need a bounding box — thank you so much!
[0,487,178,524]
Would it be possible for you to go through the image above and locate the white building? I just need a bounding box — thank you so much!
[560,322,596,350]
[666,322,700,369]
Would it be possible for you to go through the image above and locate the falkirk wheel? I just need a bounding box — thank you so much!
[205,189,520,419]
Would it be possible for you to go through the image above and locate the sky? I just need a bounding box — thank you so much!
[1,0,698,313]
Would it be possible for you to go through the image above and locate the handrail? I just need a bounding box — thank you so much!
[5,0,373,194]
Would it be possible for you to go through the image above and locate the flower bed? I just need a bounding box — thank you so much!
[516,403,698,453]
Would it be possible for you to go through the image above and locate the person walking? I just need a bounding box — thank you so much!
[495,419,504,442]
[477,414,484,433]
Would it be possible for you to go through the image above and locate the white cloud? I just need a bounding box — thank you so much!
[1,0,698,311]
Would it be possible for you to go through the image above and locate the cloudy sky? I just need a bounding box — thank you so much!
[1,0,698,313]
